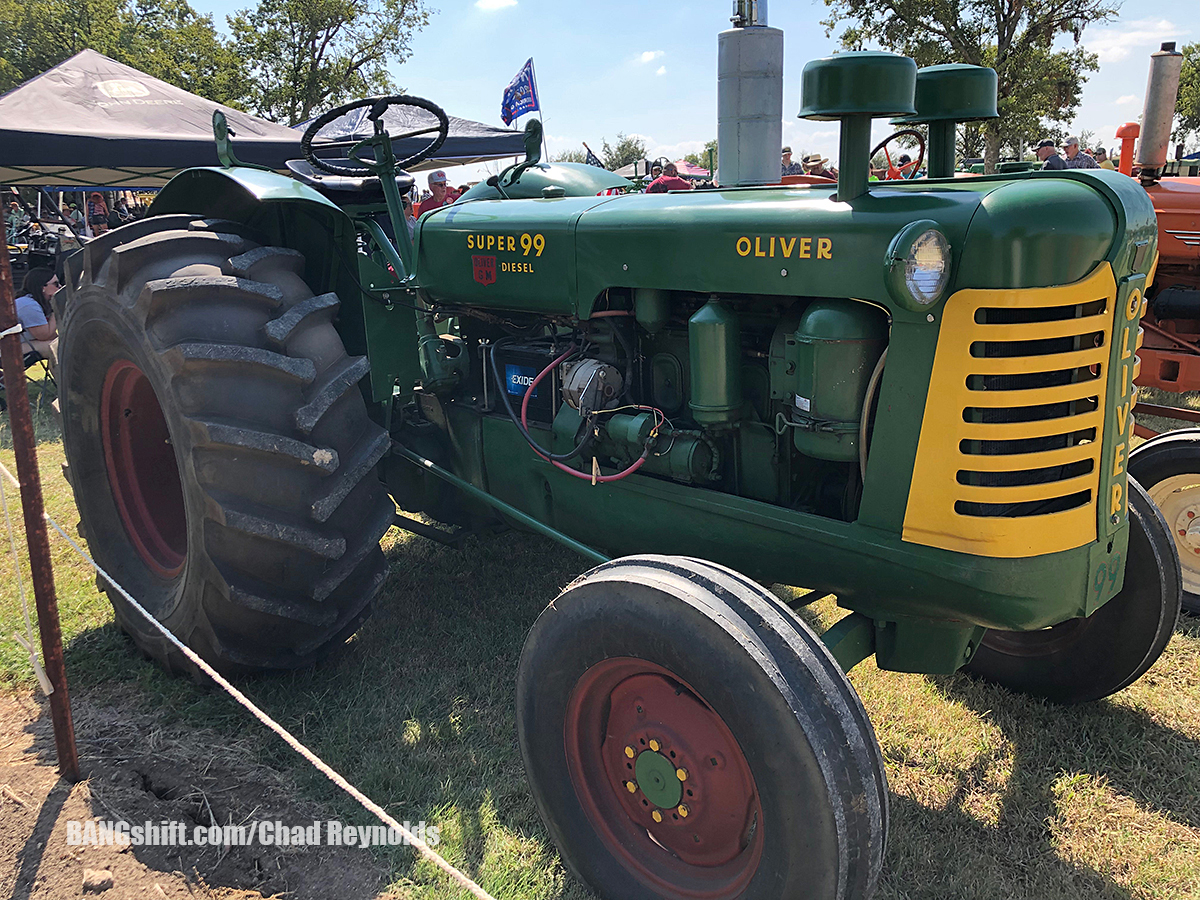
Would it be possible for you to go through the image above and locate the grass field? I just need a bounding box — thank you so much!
[2,377,1199,899]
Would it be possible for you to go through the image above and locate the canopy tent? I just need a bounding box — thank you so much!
[613,159,652,179]
[298,106,526,172]
[0,50,529,188]
[0,51,303,188]
[672,159,712,178]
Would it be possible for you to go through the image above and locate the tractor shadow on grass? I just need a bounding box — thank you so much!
[877,667,1200,900]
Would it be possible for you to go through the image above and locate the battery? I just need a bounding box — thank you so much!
[491,343,563,424]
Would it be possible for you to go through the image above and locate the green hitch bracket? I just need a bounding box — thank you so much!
[821,612,877,673]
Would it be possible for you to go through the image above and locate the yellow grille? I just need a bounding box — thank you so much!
[903,263,1117,557]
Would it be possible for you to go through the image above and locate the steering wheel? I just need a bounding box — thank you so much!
[869,129,926,180]
[301,95,450,177]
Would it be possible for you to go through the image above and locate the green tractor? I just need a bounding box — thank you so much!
[57,51,1176,900]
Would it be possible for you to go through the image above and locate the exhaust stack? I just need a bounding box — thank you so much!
[1136,42,1183,184]
[717,0,784,186]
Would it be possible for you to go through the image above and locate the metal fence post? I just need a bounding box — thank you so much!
[0,252,79,782]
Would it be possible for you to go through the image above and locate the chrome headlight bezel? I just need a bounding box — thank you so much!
[885,220,952,311]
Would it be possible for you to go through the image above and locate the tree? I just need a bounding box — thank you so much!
[822,0,1118,172]
[1179,43,1200,141]
[684,139,718,172]
[600,133,647,170]
[227,0,430,126]
[550,148,588,163]
[0,0,239,103]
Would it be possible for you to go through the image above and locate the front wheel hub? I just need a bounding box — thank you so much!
[565,657,762,898]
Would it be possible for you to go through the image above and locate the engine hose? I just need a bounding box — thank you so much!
[520,342,649,483]
[489,339,593,462]
[604,317,636,402]
[858,348,888,481]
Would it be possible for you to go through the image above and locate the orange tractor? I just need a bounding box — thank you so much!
[1123,43,1200,613]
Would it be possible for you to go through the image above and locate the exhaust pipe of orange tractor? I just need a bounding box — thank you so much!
[1136,42,1184,184]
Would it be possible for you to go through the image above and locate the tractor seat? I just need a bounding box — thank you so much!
[285,159,415,205]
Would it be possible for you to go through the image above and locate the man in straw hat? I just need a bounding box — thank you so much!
[802,153,836,179]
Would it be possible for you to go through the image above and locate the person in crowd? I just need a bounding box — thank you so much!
[66,203,84,229]
[648,164,663,184]
[1035,139,1067,170]
[14,267,60,378]
[401,193,417,239]
[1095,147,1116,170]
[87,192,110,234]
[802,153,837,179]
[416,171,453,216]
[646,162,693,193]
[781,146,805,176]
[1061,137,1099,169]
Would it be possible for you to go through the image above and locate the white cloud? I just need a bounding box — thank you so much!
[475,0,516,9]
[1085,18,1185,63]
[1115,94,1139,106]
[656,66,667,76]
[637,50,665,64]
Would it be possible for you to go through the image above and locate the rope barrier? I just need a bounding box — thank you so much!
[0,461,53,695]
[0,458,498,900]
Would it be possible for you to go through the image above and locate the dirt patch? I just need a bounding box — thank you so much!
[0,689,393,899]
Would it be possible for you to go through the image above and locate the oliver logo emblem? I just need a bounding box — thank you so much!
[96,80,151,99]
[472,255,497,285]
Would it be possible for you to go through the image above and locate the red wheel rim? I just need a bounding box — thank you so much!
[564,657,764,899]
[100,360,187,578]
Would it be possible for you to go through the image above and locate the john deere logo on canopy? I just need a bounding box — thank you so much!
[96,80,150,99]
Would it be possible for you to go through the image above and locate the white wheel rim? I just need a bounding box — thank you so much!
[1147,474,1200,596]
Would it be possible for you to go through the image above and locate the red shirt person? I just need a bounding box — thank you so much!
[646,163,693,193]
[415,171,452,216]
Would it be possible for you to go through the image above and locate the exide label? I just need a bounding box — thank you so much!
[506,365,539,398]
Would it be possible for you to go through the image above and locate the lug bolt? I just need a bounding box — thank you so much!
[1181,530,1188,537]
[678,804,690,818]
[624,746,635,759]
[648,739,660,752]
[1190,511,1196,519]
[651,810,663,823]
[625,781,637,793]
[676,768,688,782]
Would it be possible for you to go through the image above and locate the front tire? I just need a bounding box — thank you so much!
[59,216,394,674]
[966,479,1181,703]
[517,555,887,900]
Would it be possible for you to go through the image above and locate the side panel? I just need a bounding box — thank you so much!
[474,413,1117,631]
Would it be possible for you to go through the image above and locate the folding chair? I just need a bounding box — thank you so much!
[0,347,55,412]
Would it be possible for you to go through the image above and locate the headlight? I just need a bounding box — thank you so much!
[885,220,951,311]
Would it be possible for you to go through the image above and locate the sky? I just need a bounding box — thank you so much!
[190,0,1192,183]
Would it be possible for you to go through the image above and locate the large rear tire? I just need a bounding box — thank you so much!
[965,479,1180,703]
[58,216,394,674]
[517,555,887,900]
[1129,428,1200,614]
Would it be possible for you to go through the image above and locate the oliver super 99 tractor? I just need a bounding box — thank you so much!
[55,46,1178,900]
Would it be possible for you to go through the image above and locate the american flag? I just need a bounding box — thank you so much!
[582,143,606,169]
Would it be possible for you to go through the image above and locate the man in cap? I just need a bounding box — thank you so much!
[416,170,452,216]
[1061,136,1099,169]
[781,146,805,176]
[1035,139,1067,170]
[646,162,693,193]
[802,153,837,179]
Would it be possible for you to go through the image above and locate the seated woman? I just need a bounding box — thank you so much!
[15,267,60,379]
